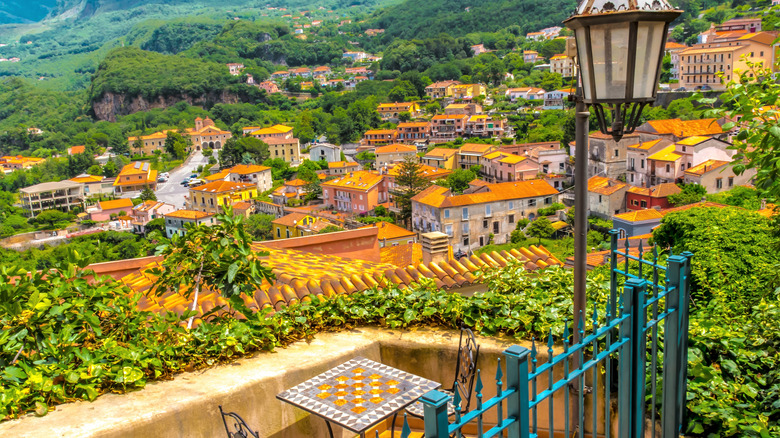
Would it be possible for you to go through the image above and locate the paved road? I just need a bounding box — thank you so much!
[155,150,215,208]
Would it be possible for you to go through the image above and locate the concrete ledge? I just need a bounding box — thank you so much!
[0,327,564,438]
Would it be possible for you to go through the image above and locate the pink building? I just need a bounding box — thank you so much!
[90,198,135,222]
[131,200,176,234]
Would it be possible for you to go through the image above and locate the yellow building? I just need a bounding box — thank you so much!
[113,162,158,194]
[242,124,301,164]
[128,117,232,154]
[187,180,258,214]
[449,84,487,100]
[0,155,45,171]
[272,212,340,239]
[376,102,422,120]
[421,147,458,170]
[678,31,778,90]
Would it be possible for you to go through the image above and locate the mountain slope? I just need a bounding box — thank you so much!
[0,0,59,24]
[367,0,578,40]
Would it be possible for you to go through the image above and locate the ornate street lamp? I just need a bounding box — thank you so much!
[563,0,682,341]
[565,0,682,141]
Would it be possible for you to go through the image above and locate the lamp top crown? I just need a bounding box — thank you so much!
[575,0,677,15]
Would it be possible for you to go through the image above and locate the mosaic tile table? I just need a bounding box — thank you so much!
[277,356,440,437]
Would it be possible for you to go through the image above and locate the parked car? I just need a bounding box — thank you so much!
[157,176,167,183]
[676,87,687,92]
[160,172,170,178]
[700,85,712,91]
[188,179,205,187]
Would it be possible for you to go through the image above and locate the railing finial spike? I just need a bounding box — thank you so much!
[402,413,411,438]
[476,369,483,395]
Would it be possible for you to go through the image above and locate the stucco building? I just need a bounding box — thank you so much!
[411,179,559,251]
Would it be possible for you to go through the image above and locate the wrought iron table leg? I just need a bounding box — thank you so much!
[326,420,334,438]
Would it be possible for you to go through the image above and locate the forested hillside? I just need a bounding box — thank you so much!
[362,0,578,40]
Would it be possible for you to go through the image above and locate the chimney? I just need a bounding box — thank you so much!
[421,231,450,266]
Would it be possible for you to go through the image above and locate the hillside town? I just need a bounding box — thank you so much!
[1,0,779,437]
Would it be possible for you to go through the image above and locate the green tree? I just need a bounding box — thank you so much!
[87,165,102,176]
[388,80,418,102]
[139,187,157,202]
[398,111,412,122]
[145,218,165,235]
[32,210,72,230]
[148,205,274,329]
[443,168,476,194]
[668,183,706,207]
[393,156,431,227]
[132,138,145,156]
[705,58,780,200]
[244,213,275,241]
[109,131,130,156]
[526,217,555,244]
[318,225,342,234]
[103,159,119,177]
[164,131,189,160]
[220,137,270,168]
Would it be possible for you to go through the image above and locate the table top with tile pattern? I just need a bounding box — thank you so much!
[277,357,440,433]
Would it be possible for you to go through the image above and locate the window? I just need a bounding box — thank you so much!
[599,195,603,203]
[493,221,499,234]
[485,204,492,216]
[462,207,469,220]
[630,174,635,183]
[632,199,639,206]
[286,229,291,238]
[463,236,469,247]
[544,197,552,205]
[728,177,734,187]
[276,228,281,238]
[716,178,723,189]
[445,224,453,236]
[640,200,647,208]
[508,201,514,210]
[444,209,450,219]
[359,195,363,200]
[682,146,686,152]
[665,164,671,173]
[528,199,536,207]
[463,222,470,234]
[483,219,488,229]
[509,214,515,224]
[614,149,619,157]
[640,159,645,169]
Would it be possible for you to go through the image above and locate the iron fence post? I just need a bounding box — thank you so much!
[618,277,647,438]
[421,390,451,438]
[679,252,693,433]
[662,255,687,438]
[504,345,530,438]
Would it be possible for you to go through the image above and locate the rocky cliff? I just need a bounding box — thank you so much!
[91,90,240,122]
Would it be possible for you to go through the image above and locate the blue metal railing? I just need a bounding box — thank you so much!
[416,230,693,438]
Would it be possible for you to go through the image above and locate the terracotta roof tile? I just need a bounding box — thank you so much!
[164,210,214,220]
[359,221,415,240]
[413,180,558,208]
[684,160,729,176]
[98,198,134,211]
[190,180,256,193]
[123,242,563,323]
[648,145,683,162]
[588,176,627,196]
[322,171,383,191]
[424,148,458,159]
[375,144,416,154]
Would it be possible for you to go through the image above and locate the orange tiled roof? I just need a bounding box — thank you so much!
[123,243,563,319]
[664,41,687,50]
[69,145,86,155]
[459,143,495,154]
[70,175,103,183]
[424,148,458,159]
[413,180,558,208]
[246,124,293,135]
[164,210,214,220]
[229,164,271,175]
[498,154,526,165]
[232,201,252,210]
[98,198,134,211]
[685,159,729,176]
[328,161,360,169]
[364,129,398,136]
[285,178,308,187]
[375,144,416,154]
[588,176,627,196]
[189,180,256,193]
[206,170,229,181]
[387,163,451,181]
[648,145,683,162]
[432,114,469,120]
[627,139,664,150]
[644,118,723,137]
[322,171,383,191]
[627,182,681,198]
[614,201,728,222]
[397,122,430,128]
[380,243,423,267]
[675,136,712,146]
[359,221,415,240]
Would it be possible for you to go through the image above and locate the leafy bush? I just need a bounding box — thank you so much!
[587,216,613,230]
[536,202,565,217]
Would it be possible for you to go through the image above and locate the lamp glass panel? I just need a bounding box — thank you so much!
[633,21,666,99]
[589,23,630,100]
[575,27,592,99]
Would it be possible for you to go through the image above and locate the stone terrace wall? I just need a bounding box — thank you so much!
[0,328,576,438]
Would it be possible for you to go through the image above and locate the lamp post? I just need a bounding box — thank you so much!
[564,0,681,334]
